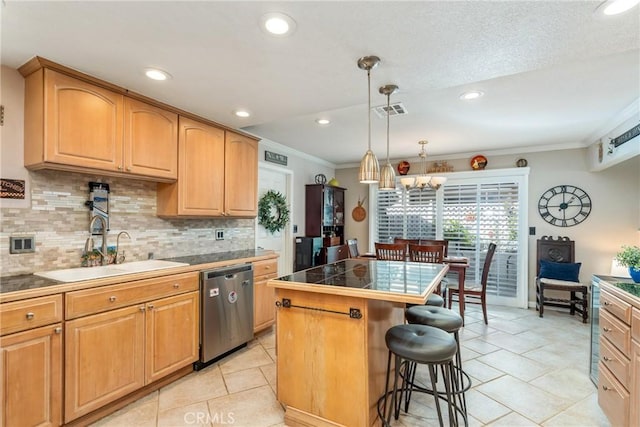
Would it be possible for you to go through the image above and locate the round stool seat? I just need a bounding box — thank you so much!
[425,293,444,307]
[405,306,463,333]
[385,324,457,364]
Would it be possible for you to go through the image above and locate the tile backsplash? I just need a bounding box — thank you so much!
[0,170,254,276]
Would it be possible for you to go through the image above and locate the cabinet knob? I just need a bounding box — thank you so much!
[602,356,613,362]
[603,327,612,332]
[173,283,180,289]
[603,301,610,306]
[117,165,123,170]
[109,296,117,302]
[54,327,62,334]
[602,385,612,391]
[139,306,146,312]
[126,167,132,171]
[265,265,271,270]
[148,304,154,310]
[25,312,35,320]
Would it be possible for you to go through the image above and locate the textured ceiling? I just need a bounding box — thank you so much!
[2,1,639,166]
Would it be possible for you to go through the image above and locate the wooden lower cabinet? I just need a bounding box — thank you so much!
[65,305,145,422]
[65,291,199,422]
[253,258,278,333]
[145,291,199,383]
[0,324,63,427]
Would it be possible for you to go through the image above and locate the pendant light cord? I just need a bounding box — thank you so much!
[367,69,372,151]
[386,92,390,162]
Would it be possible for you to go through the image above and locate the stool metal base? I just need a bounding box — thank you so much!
[379,352,468,427]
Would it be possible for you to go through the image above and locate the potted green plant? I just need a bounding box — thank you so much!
[615,245,640,283]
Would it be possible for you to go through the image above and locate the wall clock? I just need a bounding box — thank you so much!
[538,185,592,227]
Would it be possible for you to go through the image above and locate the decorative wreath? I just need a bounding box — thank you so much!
[258,190,290,233]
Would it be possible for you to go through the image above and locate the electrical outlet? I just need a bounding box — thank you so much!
[215,229,224,240]
[10,236,35,254]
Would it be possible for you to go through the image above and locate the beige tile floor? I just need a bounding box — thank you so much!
[91,304,611,427]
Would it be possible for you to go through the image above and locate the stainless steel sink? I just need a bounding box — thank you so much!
[34,260,189,283]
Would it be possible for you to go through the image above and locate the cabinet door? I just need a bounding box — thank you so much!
[323,187,335,227]
[631,339,640,426]
[334,188,345,226]
[145,291,199,383]
[178,117,225,215]
[224,131,258,217]
[123,97,178,180]
[254,278,276,333]
[0,324,62,427]
[44,69,124,171]
[65,305,145,422]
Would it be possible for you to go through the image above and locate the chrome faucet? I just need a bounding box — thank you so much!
[88,215,108,266]
[115,231,131,264]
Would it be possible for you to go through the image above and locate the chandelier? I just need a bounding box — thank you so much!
[357,55,381,184]
[400,140,447,191]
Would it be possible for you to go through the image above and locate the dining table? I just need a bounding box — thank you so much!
[443,256,470,322]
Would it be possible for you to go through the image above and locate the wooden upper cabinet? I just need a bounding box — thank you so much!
[27,68,124,171]
[123,97,178,179]
[157,120,258,218]
[22,66,177,181]
[225,131,258,217]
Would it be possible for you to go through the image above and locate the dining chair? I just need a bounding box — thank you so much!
[535,236,588,323]
[408,244,444,263]
[347,238,360,258]
[375,242,407,261]
[393,238,420,254]
[447,243,496,324]
[419,239,449,257]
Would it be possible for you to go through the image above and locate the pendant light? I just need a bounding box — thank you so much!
[357,56,381,184]
[378,84,398,190]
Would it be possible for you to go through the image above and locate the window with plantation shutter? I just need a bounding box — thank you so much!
[373,170,528,308]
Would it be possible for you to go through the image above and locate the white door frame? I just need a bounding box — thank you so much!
[256,162,294,275]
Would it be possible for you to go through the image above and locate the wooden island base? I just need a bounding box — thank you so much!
[275,288,405,427]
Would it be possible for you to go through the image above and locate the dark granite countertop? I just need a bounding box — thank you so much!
[1,249,272,295]
[593,274,640,299]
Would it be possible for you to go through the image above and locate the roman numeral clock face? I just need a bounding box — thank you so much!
[538,185,591,227]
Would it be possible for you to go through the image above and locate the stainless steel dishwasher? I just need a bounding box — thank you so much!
[195,263,254,370]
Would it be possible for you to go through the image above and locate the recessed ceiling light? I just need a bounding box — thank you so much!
[316,118,331,125]
[459,90,484,100]
[234,110,251,118]
[596,0,639,15]
[144,68,171,81]
[260,12,296,36]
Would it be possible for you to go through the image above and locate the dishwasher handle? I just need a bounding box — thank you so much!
[202,263,253,280]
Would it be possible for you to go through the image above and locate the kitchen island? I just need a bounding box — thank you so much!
[268,259,448,427]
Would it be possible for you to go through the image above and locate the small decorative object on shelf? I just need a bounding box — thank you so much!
[397,160,410,175]
[258,190,290,234]
[427,161,454,173]
[516,158,528,167]
[615,245,640,283]
[328,177,340,186]
[470,155,488,170]
[315,174,327,184]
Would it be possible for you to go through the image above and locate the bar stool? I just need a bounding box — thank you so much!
[379,324,464,427]
[405,305,471,414]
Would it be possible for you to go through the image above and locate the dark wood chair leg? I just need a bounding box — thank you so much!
[538,283,544,318]
[481,296,488,324]
[582,291,588,323]
[570,291,576,315]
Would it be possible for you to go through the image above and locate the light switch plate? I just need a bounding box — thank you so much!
[10,236,35,254]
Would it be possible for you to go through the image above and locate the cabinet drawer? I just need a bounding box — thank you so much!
[598,363,630,427]
[254,259,278,278]
[66,272,198,319]
[601,309,631,357]
[600,289,631,324]
[632,307,640,343]
[1,295,63,335]
[600,337,630,389]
